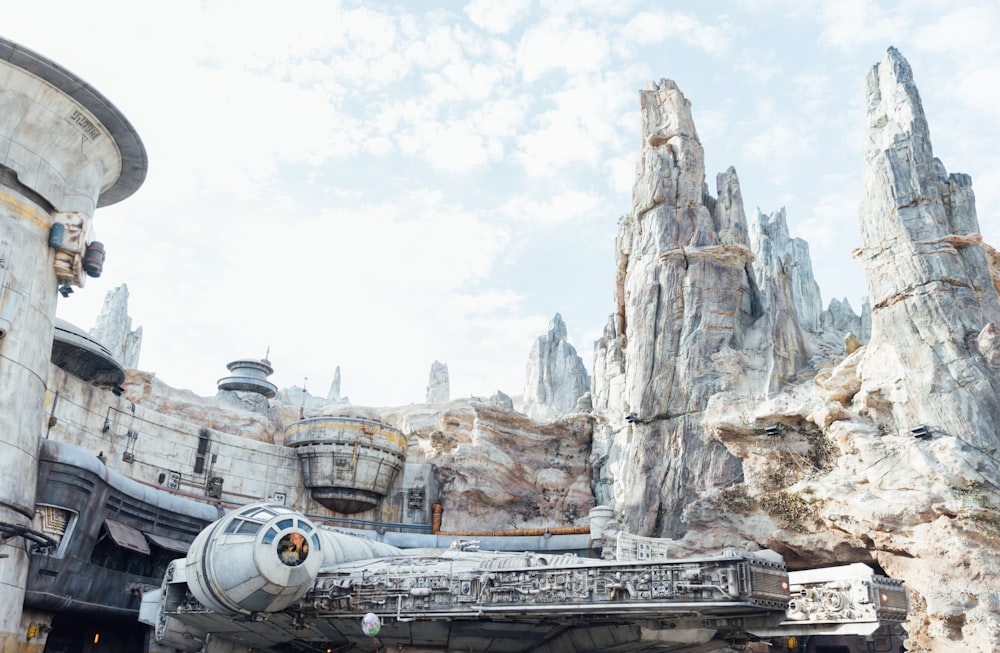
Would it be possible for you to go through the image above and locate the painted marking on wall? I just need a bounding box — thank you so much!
[69,109,101,141]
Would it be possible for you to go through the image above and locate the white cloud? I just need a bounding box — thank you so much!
[741,100,816,183]
[514,73,634,176]
[910,5,1000,119]
[607,153,638,197]
[621,10,737,57]
[789,181,866,306]
[733,48,782,82]
[818,0,910,50]
[500,188,606,228]
[13,0,998,407]
[516,16,611,82]
[464,0,532,34]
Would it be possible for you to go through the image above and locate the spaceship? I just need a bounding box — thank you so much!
[142,502,907,652]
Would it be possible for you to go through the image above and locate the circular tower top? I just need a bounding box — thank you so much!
[0,36,147,207]
[217,359,278,398]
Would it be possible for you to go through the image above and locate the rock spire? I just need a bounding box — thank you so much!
[425,360,450,403]
[591,79,756,536]
[521,313,590,421]
[89,284,142,368]
[856,47,1000,457]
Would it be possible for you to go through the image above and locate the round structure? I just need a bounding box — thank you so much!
[50,318,126,388]
[0,37,147,208]
[217,358,277,397]
[284,416,407,514]
[183,503,323,615]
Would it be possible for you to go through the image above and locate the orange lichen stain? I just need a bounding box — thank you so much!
[0,190,49,230]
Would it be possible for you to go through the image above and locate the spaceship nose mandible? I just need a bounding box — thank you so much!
[183,502,324,615]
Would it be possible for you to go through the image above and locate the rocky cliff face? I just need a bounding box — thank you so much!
[588,52,1000,649]
[591,79,785,537]
[688,49,1000,651]
[856,47,1000,459]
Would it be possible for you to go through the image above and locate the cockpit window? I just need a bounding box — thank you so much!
[277,532,309,566]
[235,520,261,535]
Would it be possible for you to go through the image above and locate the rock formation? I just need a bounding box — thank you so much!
[590,79,759,536]
[688,48,1000,651]
[856,47,1000,459]
[373,401,594,532]
[750,208,823,333]
[848,49,1000,647]
[748,207,817,391]
[89,284,142,368]
[820,296,865,345]
[327,365,342,402]
[426,360,450,403]
[520,313,590,421]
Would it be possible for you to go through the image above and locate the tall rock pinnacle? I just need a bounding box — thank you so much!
[592,80,758,536]
[426,361,450,403]
[857,47,1000,456]
[521,313,590,421]
[89,284,142,368]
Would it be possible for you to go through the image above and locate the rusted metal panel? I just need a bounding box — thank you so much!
[146,532,190,554]
[104,518,149,554]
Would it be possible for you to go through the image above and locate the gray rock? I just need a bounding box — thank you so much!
[750,208,823,332]
[748,207,815,391]
[591,79,750,537]
[522,313,590,421]
[820,297,862,342]
[426,360,450,403]
[327,366,344,402]
[89,284,142,368]
[856,47,1000,456]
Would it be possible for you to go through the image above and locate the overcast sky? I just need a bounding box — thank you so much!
[7,1,1000,405]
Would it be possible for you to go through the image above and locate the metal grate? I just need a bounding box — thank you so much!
[874,580,909,622]
[747,562,790,606]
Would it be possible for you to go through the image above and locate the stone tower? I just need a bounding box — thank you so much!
[0,38,146,648]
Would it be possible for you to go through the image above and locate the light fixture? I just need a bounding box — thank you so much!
[763,424,780,436]
[911,424,931,439]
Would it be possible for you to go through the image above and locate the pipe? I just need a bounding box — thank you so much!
[24,590,138,618]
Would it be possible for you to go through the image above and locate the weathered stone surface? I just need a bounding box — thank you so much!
[322,398,594,532]
[426,360,450,403]
[847,49,1000,647]
[751,208,823,332]
[856,48,1000,455]
[520,313,590,421]
[89,284,142,368]
[748,207,813,392]
[588,51,1000,649]
[590,80,753,537]
[413,404,594,532]
[671,48,1000,652]
[820,297,863,345]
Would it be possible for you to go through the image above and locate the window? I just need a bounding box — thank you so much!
[194,429,211,474]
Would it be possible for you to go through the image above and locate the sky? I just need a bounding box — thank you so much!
[6,1,1000,406]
